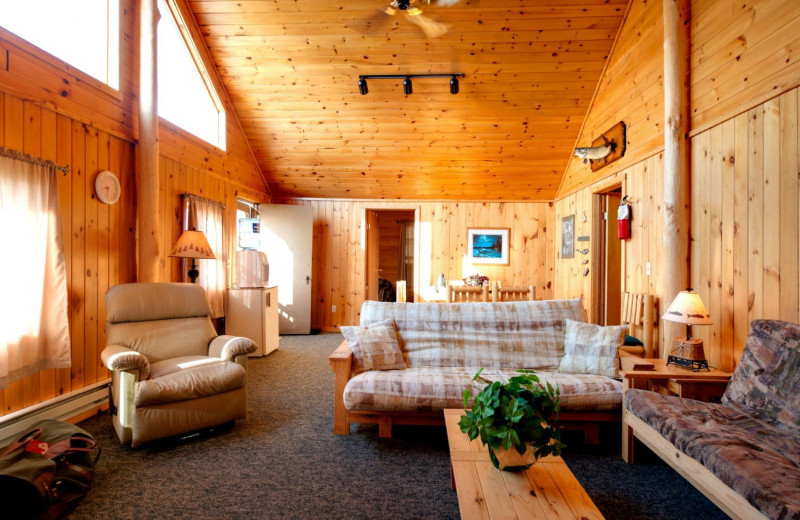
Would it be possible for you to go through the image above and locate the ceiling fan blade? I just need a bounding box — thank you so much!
[406,12,450,38]
[433,0,463,6]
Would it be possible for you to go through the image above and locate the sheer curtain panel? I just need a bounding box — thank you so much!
[184,195,226,318]
[0,154,71,388]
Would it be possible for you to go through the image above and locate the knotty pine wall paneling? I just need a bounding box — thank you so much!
[554,155,665,354]
[689,89,800,372]
[690,0,800,134]
[557,0,664,198]
[0,92,136,416]
[281,200,554,331]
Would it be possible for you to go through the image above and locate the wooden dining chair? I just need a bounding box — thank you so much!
[492,281,535,302]
[446,284,489,303]
[620,292,658,358]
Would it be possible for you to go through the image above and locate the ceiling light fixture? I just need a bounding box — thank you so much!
[403,77,413,95]
[357,73,465,96]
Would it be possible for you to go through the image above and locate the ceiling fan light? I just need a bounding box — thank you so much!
[450,76,459,94]
[403,77,413,95]
[358,78,368,95]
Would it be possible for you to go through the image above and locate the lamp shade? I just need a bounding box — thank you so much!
[662,290,712,325]
[169,230,215,259]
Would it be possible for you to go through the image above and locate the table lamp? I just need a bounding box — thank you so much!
[169,229,215,283]
[662,289,712,371]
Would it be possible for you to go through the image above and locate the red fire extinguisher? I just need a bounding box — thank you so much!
[618,195,631,240]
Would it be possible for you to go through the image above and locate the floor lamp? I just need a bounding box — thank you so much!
[169,230,215,283]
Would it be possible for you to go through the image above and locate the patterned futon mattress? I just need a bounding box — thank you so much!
[625,389,800,520]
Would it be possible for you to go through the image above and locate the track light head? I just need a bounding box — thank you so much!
[450,76,459,94]
[358,77,368,95]
[396,0,410,10]
[403,77,412,95]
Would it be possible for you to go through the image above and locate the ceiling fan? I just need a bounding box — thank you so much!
[360,0,463,39]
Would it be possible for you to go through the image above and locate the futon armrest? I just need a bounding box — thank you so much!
[329,340,353,435]
[329,340,354,365]
[209,335,257,361]
[101,345,151,380]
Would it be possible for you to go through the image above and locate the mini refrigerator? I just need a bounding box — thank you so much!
[226,287,279,357]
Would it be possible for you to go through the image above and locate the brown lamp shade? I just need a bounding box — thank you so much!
[662,290,712,325]
[169,230,215,259]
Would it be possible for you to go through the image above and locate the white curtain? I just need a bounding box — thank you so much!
[0,154,71,388]
[185,195,226,318]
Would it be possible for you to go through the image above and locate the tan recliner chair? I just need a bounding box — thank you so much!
[101,283,256,447]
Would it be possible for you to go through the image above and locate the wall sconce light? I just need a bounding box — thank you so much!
[357,73,465,96]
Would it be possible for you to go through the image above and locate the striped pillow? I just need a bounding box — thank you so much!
[340,319,407,375]
[559,319,628,377]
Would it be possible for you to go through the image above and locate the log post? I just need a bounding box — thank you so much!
[662,0,691,357]
[137,0,163,282]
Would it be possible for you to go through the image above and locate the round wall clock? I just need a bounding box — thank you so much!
[95,170,121,204]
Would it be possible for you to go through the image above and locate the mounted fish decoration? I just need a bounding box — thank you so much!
[575,122,627,171]
[574,135,614,165]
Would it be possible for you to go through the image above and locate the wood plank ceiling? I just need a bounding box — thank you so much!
[190,0,628,200]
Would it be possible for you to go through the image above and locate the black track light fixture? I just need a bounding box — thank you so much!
[357,73,465,96]
[403,77,413,95]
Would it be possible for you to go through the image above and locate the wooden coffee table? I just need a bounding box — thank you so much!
[444,409,604,520]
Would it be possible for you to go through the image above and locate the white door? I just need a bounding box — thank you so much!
[259,204,312,334]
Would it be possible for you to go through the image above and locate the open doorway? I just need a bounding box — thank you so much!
[365,209,416,302]
[592,187,622,325]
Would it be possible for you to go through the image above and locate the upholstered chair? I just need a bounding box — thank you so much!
[101,283,256,447]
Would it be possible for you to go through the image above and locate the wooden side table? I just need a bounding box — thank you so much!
[620,358,732,463]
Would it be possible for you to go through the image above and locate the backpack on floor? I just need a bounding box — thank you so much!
[0,419,100,519]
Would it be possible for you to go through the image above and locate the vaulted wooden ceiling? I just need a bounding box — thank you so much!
[190,0,628,200]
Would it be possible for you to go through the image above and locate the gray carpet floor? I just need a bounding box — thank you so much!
[68,333,728,520]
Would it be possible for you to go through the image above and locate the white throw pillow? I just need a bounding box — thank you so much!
[559,319,628,377]
[339,319,407,375]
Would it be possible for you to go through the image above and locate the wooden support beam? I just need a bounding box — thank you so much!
[137,0,163,282]
[661,0,691,354]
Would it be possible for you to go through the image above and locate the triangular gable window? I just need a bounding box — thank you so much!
[157,0,225,149]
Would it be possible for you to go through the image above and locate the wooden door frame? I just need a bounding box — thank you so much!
[591,184,623,325]
[363,207,421,302]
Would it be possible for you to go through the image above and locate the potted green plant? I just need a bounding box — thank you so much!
[459,369,565,471]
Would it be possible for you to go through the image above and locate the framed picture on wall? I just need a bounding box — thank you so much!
[467,228,510,265]
[561,215,575,259]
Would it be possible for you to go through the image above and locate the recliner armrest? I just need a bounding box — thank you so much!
[101,345,151,380]
[209,335,257,361]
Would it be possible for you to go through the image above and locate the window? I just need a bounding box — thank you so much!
[0,0,119,89]
[157,0,226,149]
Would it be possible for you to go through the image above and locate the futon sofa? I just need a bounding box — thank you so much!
[624,319,800,520]
[330,299,627,441]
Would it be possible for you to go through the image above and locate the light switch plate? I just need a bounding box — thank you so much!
[331,304,337,313]
[646,262,652,276]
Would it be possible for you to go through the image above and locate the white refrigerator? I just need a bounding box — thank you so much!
[226,287,279,357]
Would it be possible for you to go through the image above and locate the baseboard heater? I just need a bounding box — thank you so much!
[0,379,110,446]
